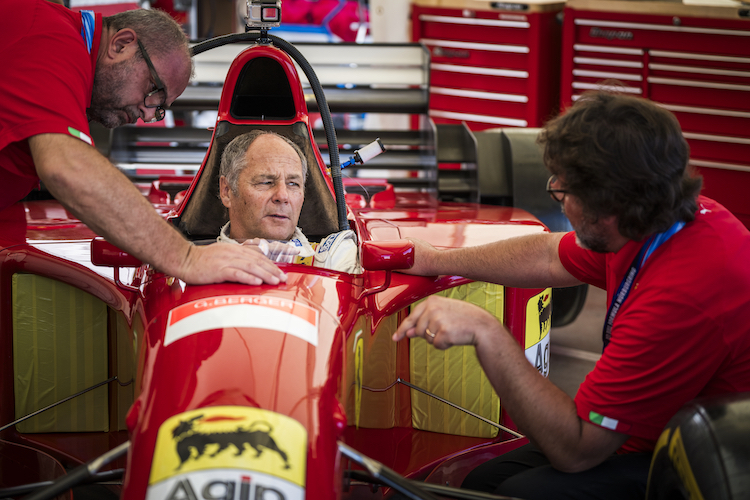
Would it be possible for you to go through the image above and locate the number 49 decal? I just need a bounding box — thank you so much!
[524,289,551,377]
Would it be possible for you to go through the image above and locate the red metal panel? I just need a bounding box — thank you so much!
[525,9,563,125]
[431,70,529,94]
[417,18,531,46]
[427,47,531,70]
[413,2,564,129]
[649,83,750,112]
[559,6,578,108]
[572,23,750,57]
[429,93,528,120]
[688,139,750,165]
[670,110,750,138]
[560,1,750,227]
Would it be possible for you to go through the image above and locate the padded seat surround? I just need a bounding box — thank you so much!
[177,50,341,241]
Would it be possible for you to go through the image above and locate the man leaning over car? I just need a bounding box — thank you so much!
[392,91,750,499]
[217,130,359,274]
[0,0,286,286]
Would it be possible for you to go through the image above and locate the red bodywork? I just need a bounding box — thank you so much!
[0,43,550,499]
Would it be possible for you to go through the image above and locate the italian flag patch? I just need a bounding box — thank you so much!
[68,126,93,146]
[589,411,619,431]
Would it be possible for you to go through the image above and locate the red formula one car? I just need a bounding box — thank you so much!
[0,24,556,500]
[4,10,749,498]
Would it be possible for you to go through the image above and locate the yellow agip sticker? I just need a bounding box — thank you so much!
[524,289,552,377]
[149,406,307,488]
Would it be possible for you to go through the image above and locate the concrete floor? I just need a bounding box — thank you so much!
[548,286,607,398]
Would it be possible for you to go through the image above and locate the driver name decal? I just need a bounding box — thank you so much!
[165,296,319,346]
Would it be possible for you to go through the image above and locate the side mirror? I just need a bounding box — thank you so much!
[91,238,142,268]
[91,238,142,293]
[361,240,414,271]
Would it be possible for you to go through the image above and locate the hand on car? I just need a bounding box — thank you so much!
[392,295,503,348]
[179,242,287,285]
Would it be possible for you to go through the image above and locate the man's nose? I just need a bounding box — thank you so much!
[139,104,160,124]
[272,183,290,203]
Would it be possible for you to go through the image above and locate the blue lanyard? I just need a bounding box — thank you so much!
[80,10,95,54]
[602,221,685,351]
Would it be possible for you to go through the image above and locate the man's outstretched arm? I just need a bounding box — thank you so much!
[405,234,581,289]
[393,296,628,472]
[30,133,287,285]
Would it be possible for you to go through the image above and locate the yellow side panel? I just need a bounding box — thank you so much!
[12,274,109,433]
[410,283,503,438]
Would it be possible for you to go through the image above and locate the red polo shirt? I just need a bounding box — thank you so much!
[0,0,102,210]
[559,196,750,453]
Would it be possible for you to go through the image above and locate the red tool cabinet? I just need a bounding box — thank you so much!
[411,0,565,131]
[561,0,750,227]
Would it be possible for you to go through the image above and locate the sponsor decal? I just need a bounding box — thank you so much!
[524,289,551,377]
[589,27,634,41]
[491,2,529,11]
[316,234,337,254]
[432,47,471,59]
[165,296,319,347]
[149,406,307,489]
[146,469,304,500]
[67,126,93,146]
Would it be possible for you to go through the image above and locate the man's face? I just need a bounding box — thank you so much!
[220,135,305,242]
[88,43,190,128]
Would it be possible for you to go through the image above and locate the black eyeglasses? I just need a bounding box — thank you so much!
[546,175,568,203]
[137,39,166,122]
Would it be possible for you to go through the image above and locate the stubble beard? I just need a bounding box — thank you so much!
[87,59,138,128]
[574,217,611,253]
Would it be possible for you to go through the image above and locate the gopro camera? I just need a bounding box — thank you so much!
[246,0,282,30]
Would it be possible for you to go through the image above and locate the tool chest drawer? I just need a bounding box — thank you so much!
[561,0,750,227]
[412,0,565,131]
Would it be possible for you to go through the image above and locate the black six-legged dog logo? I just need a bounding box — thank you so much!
[171,414,291,470]
[538,294,551,335]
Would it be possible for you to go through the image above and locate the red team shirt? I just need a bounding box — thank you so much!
[559,196,750,453]
[0,0,102,210]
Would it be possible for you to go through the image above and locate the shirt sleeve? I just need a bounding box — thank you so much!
[557,232,607,289]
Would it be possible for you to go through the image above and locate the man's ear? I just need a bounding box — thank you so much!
[107,28,137,60]
[219,176,232,209]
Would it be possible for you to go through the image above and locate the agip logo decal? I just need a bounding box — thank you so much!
[147,407,307,500]
[524,289,551,377]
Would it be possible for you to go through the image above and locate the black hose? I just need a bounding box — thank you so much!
[268,34,348,231]
[21,466,95,500]
[190,33,349,231]
[190,32,257,57]
[21,443,128,500]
